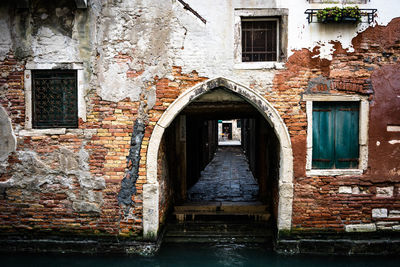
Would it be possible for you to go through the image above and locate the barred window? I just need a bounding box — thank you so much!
[308,0,367,3]
[32,70,78,128]
[242,18,278,62]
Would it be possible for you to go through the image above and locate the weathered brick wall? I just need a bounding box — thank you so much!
[0,54,25,128]
[0,52,142,237]
[279,18,400,232]
[1,1,400,241]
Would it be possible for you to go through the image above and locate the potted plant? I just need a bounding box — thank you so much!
[316,6,361,24]
[341,6,362,23]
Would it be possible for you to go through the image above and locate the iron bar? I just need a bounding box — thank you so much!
[304,8,377,24]
[177,0,206,24]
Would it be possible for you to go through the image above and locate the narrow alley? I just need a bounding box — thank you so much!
[187,145,259,203]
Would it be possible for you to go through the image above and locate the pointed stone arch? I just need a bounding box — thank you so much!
[143,77,293,240]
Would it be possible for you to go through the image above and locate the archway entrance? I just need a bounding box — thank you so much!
[143,78,293,240]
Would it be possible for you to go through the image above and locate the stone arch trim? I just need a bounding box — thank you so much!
[143,77,294,240]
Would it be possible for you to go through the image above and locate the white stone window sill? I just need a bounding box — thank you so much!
[19,128,66,136]
[306,169,363,177]
[19,128,92,137]
[234,62,285,70]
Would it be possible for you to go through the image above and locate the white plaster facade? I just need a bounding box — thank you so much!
[1,0,398,104]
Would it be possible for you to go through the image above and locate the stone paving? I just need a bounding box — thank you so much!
[187,146,259,202]
[218,140,241,146]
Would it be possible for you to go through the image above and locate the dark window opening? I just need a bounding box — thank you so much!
[308,0,367,3]
[242,19,277,62]
[32,70,78,128]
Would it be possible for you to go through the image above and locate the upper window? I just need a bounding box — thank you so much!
[241,18,278,62]
[312,102,359,169]
[234,8,288,68]
[32,70,78,128]
[308,0,367,3]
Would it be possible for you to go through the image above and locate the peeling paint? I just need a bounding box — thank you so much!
[0,143,105,214]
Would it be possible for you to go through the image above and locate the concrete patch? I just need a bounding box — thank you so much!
[372,208,388,218]
[0,106,16,162]
[345,223,376,232]
[376,186,394,197]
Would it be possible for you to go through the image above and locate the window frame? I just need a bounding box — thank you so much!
[31,69,78,129]
[308,0,368,4]
[241,17,279,63]
[233,8,288,70]
[22,63,86,136]
[304,94,369,176]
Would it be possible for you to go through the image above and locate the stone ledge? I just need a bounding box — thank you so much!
[345,223,376,232]
[19,128,66,136]
[0,235,161,256]
[233,62,285,70]
[306,169,363,176]
[276,238,400,255]
[277,230,400,255]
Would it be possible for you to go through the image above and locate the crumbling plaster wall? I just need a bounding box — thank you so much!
[15,0,394,108]
[95,0,185,109]
[0,106,16,171]
[286,0,399,59]
[0,0,108,225]
[1,0,400,238]
[0,8,12,62]
[92,0,400,100]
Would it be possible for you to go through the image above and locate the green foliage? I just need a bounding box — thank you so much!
[316,6,361,23]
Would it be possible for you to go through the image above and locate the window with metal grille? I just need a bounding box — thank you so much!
[32,70,78,128]
[308,0,367,3]
[242,18,278,62]
[312,102,359,169]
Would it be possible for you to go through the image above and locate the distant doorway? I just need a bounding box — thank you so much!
[222,122,232,140]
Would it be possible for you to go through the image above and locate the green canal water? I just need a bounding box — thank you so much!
[2,243,400,267]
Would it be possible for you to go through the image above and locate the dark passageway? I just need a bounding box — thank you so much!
[158,87,281,243]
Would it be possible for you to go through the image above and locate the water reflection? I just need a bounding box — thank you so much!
[2,243,400,267]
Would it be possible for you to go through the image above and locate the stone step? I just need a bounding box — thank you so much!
[166,221,272,232]
[164,221,273,243]
[175,201,268,212]
[173,202,270,222]
[163,235,272,243]
[173,212,270,222]
[166,202,273,243]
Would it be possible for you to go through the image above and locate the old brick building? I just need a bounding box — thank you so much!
[0,0,399,253]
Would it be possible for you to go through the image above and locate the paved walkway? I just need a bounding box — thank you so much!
[218,140,241,146]
[187,146,259,203]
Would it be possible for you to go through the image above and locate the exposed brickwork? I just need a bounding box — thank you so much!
[281,18,400,232]
[1,10,400,242]
[0,53,25,128]
[0,52,142,237]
